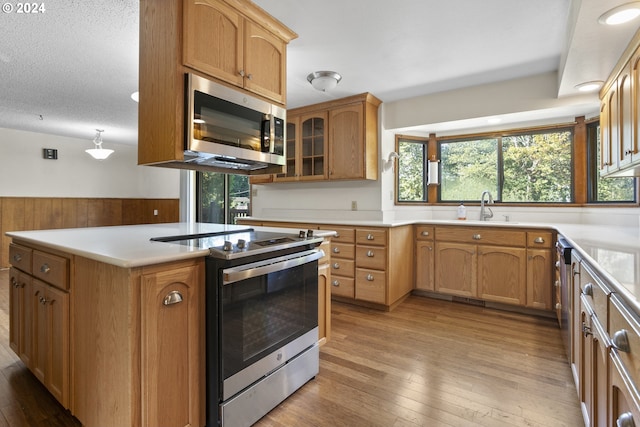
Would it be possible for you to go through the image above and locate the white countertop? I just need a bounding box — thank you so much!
[6,223,335,268]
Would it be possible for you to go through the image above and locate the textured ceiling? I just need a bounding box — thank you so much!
[0,0,638,146]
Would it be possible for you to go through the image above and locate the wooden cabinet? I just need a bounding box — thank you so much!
[275,112,328,181]
[8,242,70,409]
[526,231,554,310]
[183,0,288,104]
[138,0,296,167]
[140,264,204,427]
[329,226,356,299]
[257,93,381,183]
[415,226,434,291]
[434,226,529,306]
[599,36,640,176]
[73,256,205,427]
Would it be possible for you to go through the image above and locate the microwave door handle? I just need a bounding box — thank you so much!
[261,116,272,152]
[222,249,324,285]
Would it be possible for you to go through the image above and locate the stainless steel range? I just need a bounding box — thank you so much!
[153,227,324,427]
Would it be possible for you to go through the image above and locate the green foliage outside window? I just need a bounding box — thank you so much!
[398,140,426,202]
[440,138,498,201]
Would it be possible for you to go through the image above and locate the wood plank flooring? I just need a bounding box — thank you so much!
[0,268,582,426]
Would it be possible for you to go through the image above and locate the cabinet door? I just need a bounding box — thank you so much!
[478,246,526,306]
[141,264,203,427]
[415,241,434,291]
[619,64,633,168]
[183,0,244,87]
[9,268,33,367]
[601,83,619,174]
[526,249,553,310]
[579,296,593,427]
[244,20,286,104]
[300,113,328,180]
[32,279,69,407]
[275,117,299,180]
[610,352,640,427]
[329,103,364,180]
[435,242,476,297]
[318,262,331,344]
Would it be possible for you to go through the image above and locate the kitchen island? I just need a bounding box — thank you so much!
[6,223,334,427]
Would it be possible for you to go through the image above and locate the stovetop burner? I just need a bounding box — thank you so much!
[151,227,323,260]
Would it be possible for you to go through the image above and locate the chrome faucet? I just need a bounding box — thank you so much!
[480,190,494,221]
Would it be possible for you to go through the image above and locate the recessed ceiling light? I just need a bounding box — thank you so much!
[131,91,139,102]
[575,81,604,92]
[598,2,640,25]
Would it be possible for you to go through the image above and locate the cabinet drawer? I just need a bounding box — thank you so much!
[355,246,386,270]
[32,251,69,290]
[356,228,386,246]
[415,226,434,241]
[580,262,612,326]
[610,294,640,386]
[330,276,354,298]
[331,259,355,278]
[435,227,526,246]
[527,231,553,248]
[9,243,33,274]
[355,269,386,303]
[331,242,355,259]
[328,227,355,243]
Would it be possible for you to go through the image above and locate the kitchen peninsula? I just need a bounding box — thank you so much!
[6,223,334,427]
[6,219,640,427]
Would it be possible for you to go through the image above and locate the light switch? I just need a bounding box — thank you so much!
[43,148,58,159]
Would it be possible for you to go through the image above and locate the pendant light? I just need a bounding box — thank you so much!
[85,129,114,160]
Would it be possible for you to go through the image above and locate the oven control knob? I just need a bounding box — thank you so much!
[299,230,306,238]
[222,241,233,251]
[237,239,246,249]
[307,229,314,238]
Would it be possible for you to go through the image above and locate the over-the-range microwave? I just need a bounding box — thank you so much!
[184,73,286,174]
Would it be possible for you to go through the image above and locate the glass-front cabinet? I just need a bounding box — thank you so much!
[275,112,328,181]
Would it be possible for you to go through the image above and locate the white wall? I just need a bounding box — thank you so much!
[0,127,180,198]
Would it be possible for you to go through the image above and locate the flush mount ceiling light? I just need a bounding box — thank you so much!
[85,129,114,160]
[575,80,604,92]
[598,2,640,25]
[307,71,342,92]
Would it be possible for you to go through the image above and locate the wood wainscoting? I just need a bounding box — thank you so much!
[0,197,179,268]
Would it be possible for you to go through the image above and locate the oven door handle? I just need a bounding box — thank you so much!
[222,248,324,285]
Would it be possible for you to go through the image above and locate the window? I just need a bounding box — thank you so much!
[439,129,573,203]
[397,137,427,202]
[587,121,636,203]
[197,172,250,224]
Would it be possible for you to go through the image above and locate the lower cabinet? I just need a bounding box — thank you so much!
[73,257,204,427]
[415,226,434,291]
[9,243,70,410]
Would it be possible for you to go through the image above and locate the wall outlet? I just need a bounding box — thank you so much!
[351,201,357,211]
[153,209,158,216]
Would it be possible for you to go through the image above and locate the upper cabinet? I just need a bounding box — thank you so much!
[138,0,296,166]
[255,93,381,183]
[183,0,288,104]
[600,32,640,177]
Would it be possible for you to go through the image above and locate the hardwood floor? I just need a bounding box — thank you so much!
[0,268,582,426]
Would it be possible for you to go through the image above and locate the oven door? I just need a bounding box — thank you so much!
[215,248,322,401]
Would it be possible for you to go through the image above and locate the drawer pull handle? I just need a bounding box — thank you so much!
[534,237,545,244]
[582,283,593,296]
[333,247,340,254]
[39,296,49,305]
[366,274,374,281]
[367,234,374,240]
[333,263,340,269]
[473,234,481,240]
[555,261,561,268]
[332,280,340,287]
[13,254,22,262]
[367,250,375,257]
[582,322,592,337]
[11,276,19,288]
[554,280,560,288]
[612,329,631,353]
[335,232,340,238]
[163,291,183,306]
[617,412,635,427]
[555,303,561,310]
[40,264,50,274]
[421,231,430,237]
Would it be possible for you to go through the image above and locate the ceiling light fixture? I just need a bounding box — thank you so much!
[598,2,640,25]
[85,129,114,160]
[307,71,342,92]
[575,80,604,92]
